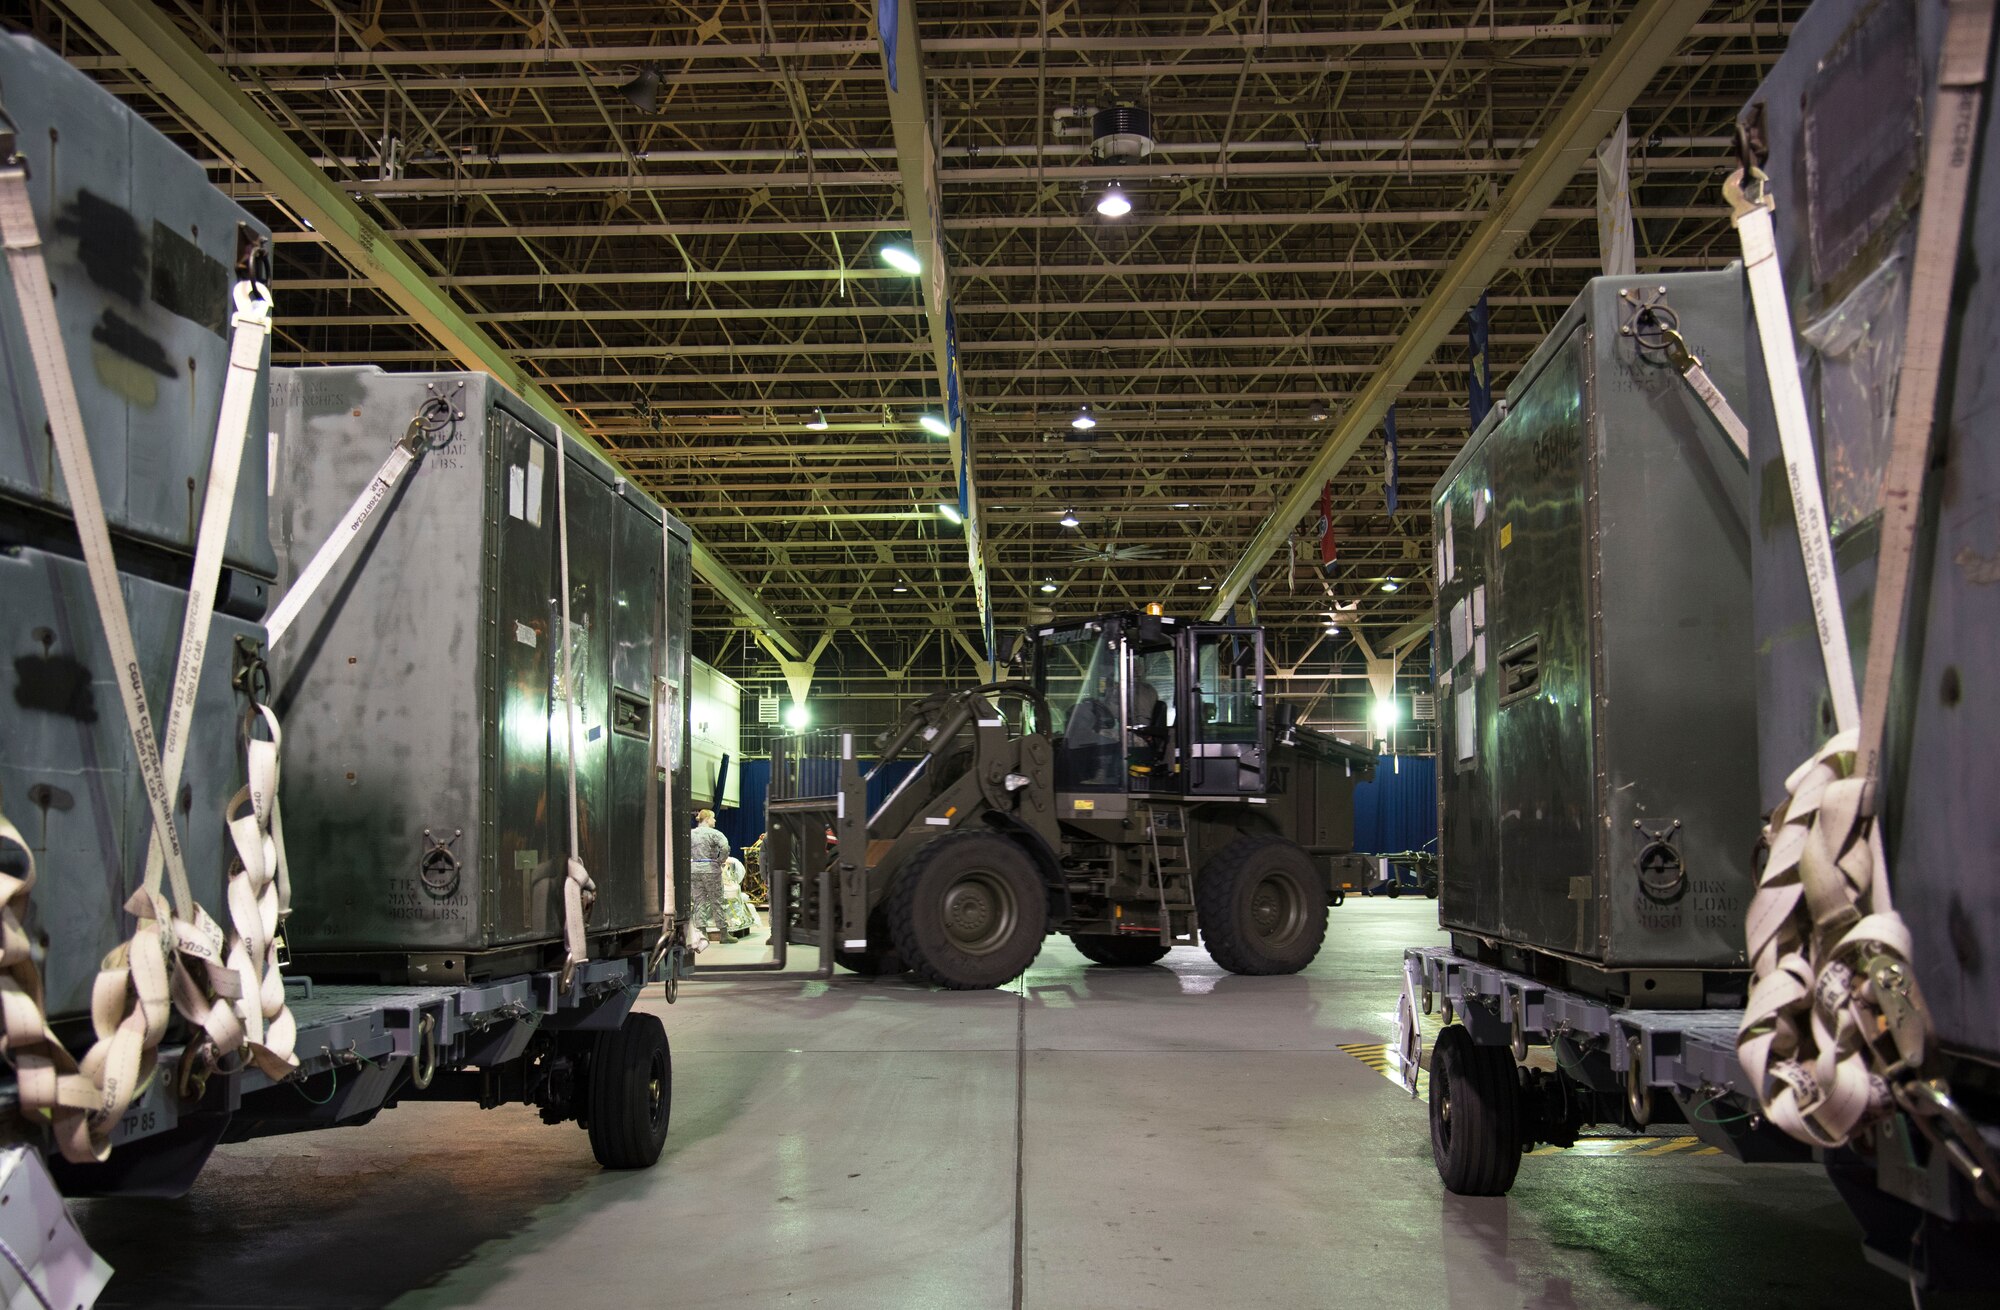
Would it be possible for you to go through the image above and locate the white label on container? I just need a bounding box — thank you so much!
[514,621,537,648]
[1449,599,1470,666]
[1474,632,1487,675]
[1473,487,1489,527]
[508,465,526,519]
[1444,513,1456,581]
[526,443,546,527]
[1472,584,1486,631]
[268,430,281,496]
[1456,688,1477,762]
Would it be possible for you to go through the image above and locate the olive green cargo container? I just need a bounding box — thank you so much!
[267,367,691,982]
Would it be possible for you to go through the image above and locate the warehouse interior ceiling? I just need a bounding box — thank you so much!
[20,0,1797,702]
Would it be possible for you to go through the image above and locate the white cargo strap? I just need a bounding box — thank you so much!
[1663,332,1750,461]
[648,515,682,995]
[0,157,240,1158]
[552,443,595,987]
[1732,0,2000,1208]
[0,798,100,1162]
[264,422,426,649]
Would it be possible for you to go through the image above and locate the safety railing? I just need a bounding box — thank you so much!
[768,728,853,803]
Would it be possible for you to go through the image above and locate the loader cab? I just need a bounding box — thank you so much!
[1030,612,1267,797]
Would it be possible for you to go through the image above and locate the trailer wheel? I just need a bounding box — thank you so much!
[1429,1025,1523,1196]
[587,1012,672,1170]
[890,832,1047,989]
[1069,934,1170,967]
[1197,835,1327,975]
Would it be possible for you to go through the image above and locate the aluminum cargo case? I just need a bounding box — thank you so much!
[1433,268,1759,980]
[0,542,257,1024]
[1741,0,2000,1066]
[0,35,274,580]
[268,368,692,981]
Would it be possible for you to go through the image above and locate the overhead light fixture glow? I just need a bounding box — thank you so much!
[806,407,829,431]
[1381,580,1400,593]
[784,702,810,731]
[1372,698,1399,733]
[1040,581,1058,594]
[1070,405,1097,431]
[1171,502,1192,509]
[938,501,964,525]
[892,584,909,593]
[1197,583,1214,591]
[880,243,922,275]
[919,413,952,438]
[1095,185,1133,218]
[1059,511,1080,528]
[1310,405,1331,422]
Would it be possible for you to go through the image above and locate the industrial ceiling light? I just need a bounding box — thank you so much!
[880,243,922,275]
[617,66,662,113]
[1059,510,1080,528]
[1196,583,1214,592]
[1095,184,1133,219]
[784,702,811,731]
[919,413,952,438]
[1040,581,1058,593]
[1310,403,1331,422]
[1070,404,1097,431]
[806,407,829,431]
[1372,698,1399,733]
[892,583,909,593]
[1381,579,1400,593]
[938,501,964,525]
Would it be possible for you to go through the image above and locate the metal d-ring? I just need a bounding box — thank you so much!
[411,1011,439,1090]
[1627,1031,1653,1126]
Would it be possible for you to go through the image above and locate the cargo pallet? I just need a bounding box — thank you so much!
[8,951,671,1202]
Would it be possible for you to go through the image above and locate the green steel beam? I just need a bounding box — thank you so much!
[65,0,803,659]
[882,0,994,658]
[1206,0,1710,622]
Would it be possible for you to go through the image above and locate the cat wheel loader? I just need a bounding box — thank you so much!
[764,611,1377,989]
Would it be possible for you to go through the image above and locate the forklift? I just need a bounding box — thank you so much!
[764,609,1376,989]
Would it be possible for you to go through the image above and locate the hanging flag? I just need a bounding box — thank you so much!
[1383,406,1399,513]
[1467,294,1492,430]
[1595,113,1637,276]
[877,0,900,91]
[1320,481,1337,576]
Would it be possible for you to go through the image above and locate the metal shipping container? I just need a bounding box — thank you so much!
[0,34,273,580]
[268,368,692,982]
[1742,0,2000,1066]
[1433,269,1759,985]
[0,544,259,1024]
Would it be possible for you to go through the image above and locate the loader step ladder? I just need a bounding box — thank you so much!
[1142,804,1197,947]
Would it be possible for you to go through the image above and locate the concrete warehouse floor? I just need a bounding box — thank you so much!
[75,901,1959,1309]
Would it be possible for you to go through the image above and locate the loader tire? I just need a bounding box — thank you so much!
[890,832,1046,990]
[1196,834,1326,976]
[1069,934,1170,967]
[1429,1024,1524,1196]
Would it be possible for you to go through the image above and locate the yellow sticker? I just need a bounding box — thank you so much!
[1073,798,1095,811]
[1499,522,1514,548]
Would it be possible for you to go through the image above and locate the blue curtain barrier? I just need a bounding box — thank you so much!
[1352,754,1438,855]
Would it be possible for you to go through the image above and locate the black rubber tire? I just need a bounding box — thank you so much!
[1428,1024,1524,1196]
[587,1012,671,1170]
[889,832,1046,989]
[1069,934,1170,967]
[1385,882,1403,898]
[835,948,905,976]
[1196,834,1328,975]
[1331,892,1346,908]
[1425,886,1440,900]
